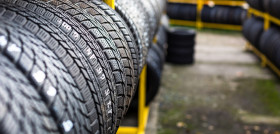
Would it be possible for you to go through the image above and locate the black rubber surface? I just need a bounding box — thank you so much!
[0,13,93,134]
[52,0,132,128]
[116,0,148,70]
[0,54,59,134]
[87,0,139,119]
[0,0,118,133]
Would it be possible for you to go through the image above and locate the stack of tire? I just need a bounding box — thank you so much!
[167,3,197,21]
[166,28,196,64]
[247,0,280,19]
[244,0,280,68]
[0,0,166,134]
[167,2,247,25]
[201,6,247,25]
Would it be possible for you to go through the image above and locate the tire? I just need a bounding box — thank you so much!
[246,0,264,11]
[210,7,218,23]
[167,47,195,56]
[155,25,168,54]
[90,0,140,114]
[167,3,180,20]
[166,55,194,65]
[242,17,256,42]
[271,0,280,19]
[263,0,271,12]
[137,0,157,40]
[54,0,132,127]
[166,47,195,65]
[167,28,196,42]
[0,54,59,134]
[0,1,117,133]
[0,14,94,134]
[248,18,264,48]
[261,28,280,61]
[116,0,149,65]
[201,6,211,22]
[115,1,145,71]
[150,44,165,70]
[259,28,278,59]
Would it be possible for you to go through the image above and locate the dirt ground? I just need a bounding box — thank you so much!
[147,30,280,134]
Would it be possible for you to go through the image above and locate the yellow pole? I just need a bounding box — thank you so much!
[264,13,270,30]
[103,0,115,9]
[138,65,147,134]
[196,0,203,29]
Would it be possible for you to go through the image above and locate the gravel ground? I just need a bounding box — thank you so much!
[146,30,280,134]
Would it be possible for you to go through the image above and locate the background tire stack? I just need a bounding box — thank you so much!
[166,28,196,64]
[244,0,280,69]
[0,0,166,133]
[167,3,247,25]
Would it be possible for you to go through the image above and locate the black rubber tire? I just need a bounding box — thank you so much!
[115,1,145,71]
[201,6,212,23]
[167,3,180,20]
[271,0,280,19]
[53,0,132,127]
[156,25,168,54]
[116,0,149,65]
[137,0,157,40]
[267,0,277,17]
[145,47,162,105]
[90,0,140,115]
[242,17,256,42]
[248,18,264,48]
[246,0,264,11]
[166,55,194,65]
[260,27,280,61]
[0,1,117,133]
[167,47,195,56]
[0,54,59,134]
[150,44,165,71]
[167,28,196,42]
[166,47,195,65]
[0,13,93,134]
[210,7,218,23]
[259,28,277,59]
[263,0,271,12]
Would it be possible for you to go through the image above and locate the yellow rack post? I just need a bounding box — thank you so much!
[246,8,280,77]
[168,0,246,31]
[102,0,150,134]
[117,65,149,134]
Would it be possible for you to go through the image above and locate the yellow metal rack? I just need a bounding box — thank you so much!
[168,0,246,30]
[103,0,150,134]
[246,8,280,76]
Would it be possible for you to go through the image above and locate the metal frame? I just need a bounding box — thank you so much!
[246,8,280,76]
[168,0,246,30]
[102,0,150,134]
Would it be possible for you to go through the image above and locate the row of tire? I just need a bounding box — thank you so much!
[243,0,280,68]
[242,17,280,68]
[167,3,247,25]
[0,0,166,134]
[246,0,280,19]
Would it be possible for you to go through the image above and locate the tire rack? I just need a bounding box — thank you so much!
[168,0,246,31]
[103,0,151,134]
[245,8,280,76]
